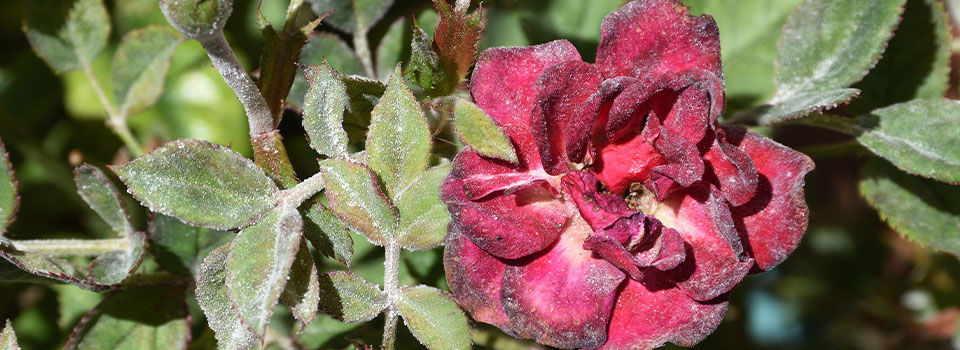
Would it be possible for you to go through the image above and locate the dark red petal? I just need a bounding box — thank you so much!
[501,218,625,349]
[725,127,814,271]
[656,187,752,301]
[584,233,642,280]
[566,77,637,164]
[633,222,687,271]
[596,0,722,80]
[442,151,571,259]
[471,40,583,166]
[645,126,705,200]
[704,132,759,207]
[531,61,602,175]
[598,277,728,349]
[443,225,512,329]
[561,171,632,230]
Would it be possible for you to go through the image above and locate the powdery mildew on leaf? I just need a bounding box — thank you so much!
[453,100,518,164]
[396,286,471,350]
[320,158,398,245]
[303,201,354,266]
[111,25,183,116]
[65,286,189,350]
[0,320,18,350]
[196,243,260,350]
[317,271,387,323]
[0,139,17,236]
[22,0,110,73]
[74,164,134,238]
[394,162,452,250]
[113,138,278,230]
[302,62,350,157]
[280,239,320,332]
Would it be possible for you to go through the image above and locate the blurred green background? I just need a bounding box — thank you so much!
[2,0,960,349]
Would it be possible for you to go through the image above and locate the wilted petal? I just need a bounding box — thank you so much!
[704,131,759,207]
[561,171,632,230]
[501,217,625,349]
[596,0,722,81]
[443,151,571,259]
[598,276,728,349]
[472,40,583,166]
[531,61,602,175]
[565,77,637,164]
[444,226,512,329]
[725,127,814,271]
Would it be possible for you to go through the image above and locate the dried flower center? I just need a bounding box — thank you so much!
[624,182,660,215]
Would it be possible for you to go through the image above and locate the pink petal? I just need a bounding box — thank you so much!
[656,186,752,301]
[561,171,632,230]
[501,217,626,349]
[725,127,814,271]
[443,225,512,330]
[596,0,722,81]
[597,277,728,349]
[703,130,759,207]
[471,40,583,167]
[565,77,637,164]
[633,222,687,271]
[442,150,571,259]
[531,61,602,175]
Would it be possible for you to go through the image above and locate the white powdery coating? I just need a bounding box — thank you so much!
[196,243,259,350]
[301,64,349,157]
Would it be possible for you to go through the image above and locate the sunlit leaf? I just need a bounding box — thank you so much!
[366,66,431,196]
[65,285,189,350]
[396,286,471,350]
[394,163,451,250]
[302,63,350,158]
[453,99,517,164]
[196,243,260,350]
[111,25,183,116]
[317,271,387,323]
[113,139,278,230]
[23,0,110,73]
[0,320,19,350]
[280,239,320,331]
[320,158,397,245]
[74,164,133,237]
[149,214,233,276]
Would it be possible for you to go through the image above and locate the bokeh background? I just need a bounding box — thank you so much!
[2,0,960,348]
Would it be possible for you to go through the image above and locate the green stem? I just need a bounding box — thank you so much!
[381,239,401,350]
[81,66,143,156]
[7,238,128,256]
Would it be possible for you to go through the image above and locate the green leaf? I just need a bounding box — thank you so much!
[320,159,398,245]
[196,243,260,350]
[396,286,471,350]
[113,139,278,230]
[809,99,960,183]
[317,271,387,322]
[0,320,19,350]
[0,234,146,290]
[303,201,354,266]
[149,214,233,276]
[65,285,190,350]
[860,159,960,255]
[302,63,350,158]
[23,0,110,73]
[394,163,451,250]
[289,68,385,144]
[75,164,133,237]
[54,285,102,330]
[376,18,408,82]
[432,0,484,86]
[257,0,316,125]
[87,232,147,285]
[111,25,183,116]
[738,0,907,125]
[453,99,518,164]
[685,0,802,114]
[850,0,952,113]
[0,139,17,235]
[738,88,861,128]
[366,66,431,195]
[226,205,304,338]
[280,239,321,331]
[407,27,447,94]
[308,0,393,34]
[300,33,365,76]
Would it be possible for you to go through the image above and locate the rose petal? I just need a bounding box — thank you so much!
[704,131,759,207]
[645,126,705,200]
[598,276,728,349]
[443,151,571,259]
[725,127,814,271]
[501,217,625,349]
[596,0,722,81]
[565,77,637,164]
[443,225,512,330]
[655,187,752,301]
[531,61,602,175]
[561,171,632,230]
[471,40,583,166]
[633,221,687,271]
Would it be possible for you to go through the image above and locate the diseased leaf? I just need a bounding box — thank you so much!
[453,99,517,164]
[113,139,278,230]
[317,271,387,323]
[861,159,960,255]
[366,66,431,195]
[807,99,960,183]
[307,0,393,33]
[738,88,861,127]
[149,214,233,277]
[75,164,133,238]
[65,285,189,350]
[0,139,17,235]
[407,27,447,94]
[289,67,385,145]
[850,0,951,112]
[432,0,484,85]
[257,0,316,125]
[0,234,145,290]
[280,239,320,331]
[111,25,183,116]
[87,232,146,285]
[300,33,365,76]
[394,163,451,250]
[737,0,907,125]
[226,205,304,338]
[303,201,354,266]
[23,0,110,73]
[302,63,350,158]
[54,285,102,330]
[396,286,471,350]
[685,0,802,114]
[1,320,19,350]
[196,243,260,350]
[320,159,398,245]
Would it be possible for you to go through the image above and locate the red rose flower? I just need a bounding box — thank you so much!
[441,0,814,348]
